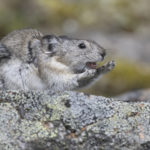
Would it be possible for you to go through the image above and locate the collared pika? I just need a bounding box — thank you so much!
[0,29,115,92]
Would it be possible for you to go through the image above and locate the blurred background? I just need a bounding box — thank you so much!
[0,0,150,96]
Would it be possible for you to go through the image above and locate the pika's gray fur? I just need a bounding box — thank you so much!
[0,29,115,92]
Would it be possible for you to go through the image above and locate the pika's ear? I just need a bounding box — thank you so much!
[41,35,59,54]
[29,38,41,49]
[42,35,59,45]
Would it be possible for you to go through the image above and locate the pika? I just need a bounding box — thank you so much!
[0,29,115,92]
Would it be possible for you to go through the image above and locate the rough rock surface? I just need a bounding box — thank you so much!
[0,90,150,150]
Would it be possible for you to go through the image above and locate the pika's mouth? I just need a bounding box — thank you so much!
[86,62,97,69]
[73,60,103,74]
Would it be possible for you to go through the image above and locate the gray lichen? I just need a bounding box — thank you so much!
[0,90,150,150]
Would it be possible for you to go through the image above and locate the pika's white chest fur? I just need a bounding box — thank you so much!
[39,57,77,91]
[0,57,76,91]
[49,57,69,71]
[0,58,45,90]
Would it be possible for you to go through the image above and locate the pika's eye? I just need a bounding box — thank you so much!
[78,43,86,49]
[48,44,53,51]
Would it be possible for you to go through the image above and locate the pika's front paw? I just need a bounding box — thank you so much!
[77,69,96,81]
[97,60,115,74]
[106,60,115,71]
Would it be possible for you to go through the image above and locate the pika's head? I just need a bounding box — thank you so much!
[33,35,106,73]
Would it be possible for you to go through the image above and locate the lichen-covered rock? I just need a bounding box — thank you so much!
[0,90,150,150]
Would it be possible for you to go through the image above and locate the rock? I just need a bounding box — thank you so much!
[115,88,150,102]
[0,90,150,150]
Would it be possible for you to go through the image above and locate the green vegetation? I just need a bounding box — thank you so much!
[0,0,150,37]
